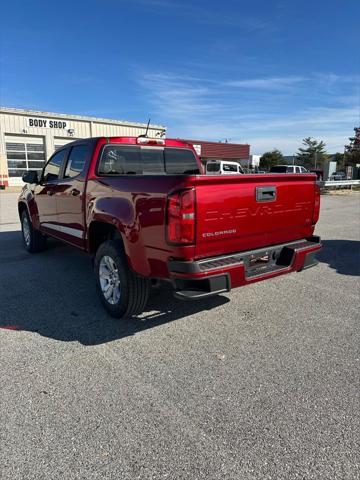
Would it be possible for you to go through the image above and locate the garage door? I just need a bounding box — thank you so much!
[5,136,45,186]
[54,137,78,151]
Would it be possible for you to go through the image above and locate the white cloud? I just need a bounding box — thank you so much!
[135,70,360,154]
[225,76,305,89]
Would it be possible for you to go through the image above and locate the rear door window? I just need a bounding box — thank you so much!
[223,163,238,172]
[64,145,88,178]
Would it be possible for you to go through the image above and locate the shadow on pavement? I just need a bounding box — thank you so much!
[0,230,229,345]
[317,239,360,276]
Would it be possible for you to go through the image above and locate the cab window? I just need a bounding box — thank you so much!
[43,149,67,182]
[64,145,88,178]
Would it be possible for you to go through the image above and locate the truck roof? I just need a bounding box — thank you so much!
[67,136,195,150]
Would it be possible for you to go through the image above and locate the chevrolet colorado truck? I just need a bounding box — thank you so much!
[18,136,321,318]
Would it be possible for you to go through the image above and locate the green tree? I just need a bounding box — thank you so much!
[296,137,328,169]
[260,149,284,170]
[344,127,360,166]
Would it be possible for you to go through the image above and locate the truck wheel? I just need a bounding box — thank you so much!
[94,239,150,318]
[21,210,47,253]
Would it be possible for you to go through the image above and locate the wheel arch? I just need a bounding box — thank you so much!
[18,201,30,220]
[87,220,124,254]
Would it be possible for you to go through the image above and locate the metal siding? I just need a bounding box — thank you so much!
[0,110,164,140]
[0,107,165,130]
[0,109,166,186]
[92,122,158,138]
[181,139,250,160]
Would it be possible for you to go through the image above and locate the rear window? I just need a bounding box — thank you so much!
[206,162,220,172]
[98,145,199,175]
[270,166,288,173]
[165,148,200,174]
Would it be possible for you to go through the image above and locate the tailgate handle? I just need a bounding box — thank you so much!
[256,186,276,202]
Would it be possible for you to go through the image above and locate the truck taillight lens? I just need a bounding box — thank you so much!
[313,183,321,224]
[167,189,195,244]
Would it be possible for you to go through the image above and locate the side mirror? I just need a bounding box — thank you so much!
[22,170,40,184]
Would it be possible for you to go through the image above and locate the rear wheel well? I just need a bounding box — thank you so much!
[88,221,123,253]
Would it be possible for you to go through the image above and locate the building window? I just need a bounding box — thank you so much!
[6,142,45,177]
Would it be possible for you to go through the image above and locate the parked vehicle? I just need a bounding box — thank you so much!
[330,171,346,181]
[206,160,244,174]
[270,165,309,173]
[19,136,321,318]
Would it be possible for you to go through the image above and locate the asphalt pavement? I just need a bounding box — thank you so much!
[0,192,359,479]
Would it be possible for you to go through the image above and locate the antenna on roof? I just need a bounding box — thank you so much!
[138,118,151,138]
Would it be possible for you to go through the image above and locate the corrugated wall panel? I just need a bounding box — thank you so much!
[181,139,250,160]
[92,122,161,138]
[1,112,164,141]
[0,113,91,138]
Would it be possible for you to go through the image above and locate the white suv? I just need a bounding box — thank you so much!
[270,165,308,173]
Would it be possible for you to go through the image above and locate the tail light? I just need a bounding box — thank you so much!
[312,183,321,224]
[167,189,195,244]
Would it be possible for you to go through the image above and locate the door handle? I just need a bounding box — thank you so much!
[71,188,81,197]
[46,190,54,196]
[256,186,277,202]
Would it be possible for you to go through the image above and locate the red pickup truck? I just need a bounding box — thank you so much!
[18,136,321,318]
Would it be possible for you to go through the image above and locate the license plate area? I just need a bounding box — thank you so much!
[245,246,295,278]
[249,253,270,267]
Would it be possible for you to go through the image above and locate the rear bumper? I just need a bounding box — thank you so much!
[168,236,321,300]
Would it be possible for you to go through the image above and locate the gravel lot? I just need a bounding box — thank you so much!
[0,192,359,480]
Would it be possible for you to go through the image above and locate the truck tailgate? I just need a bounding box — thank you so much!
[194,174,317,259]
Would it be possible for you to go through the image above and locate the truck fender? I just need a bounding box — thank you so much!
[18,189,40,229]
[87,197,150,276]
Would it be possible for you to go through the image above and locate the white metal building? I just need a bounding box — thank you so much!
[0,107,166,186]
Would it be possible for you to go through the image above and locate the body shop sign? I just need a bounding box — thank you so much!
[27,117,68,129]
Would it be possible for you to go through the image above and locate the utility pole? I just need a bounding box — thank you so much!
[315,151,317,169]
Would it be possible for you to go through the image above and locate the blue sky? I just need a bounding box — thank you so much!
[1,0,359,154]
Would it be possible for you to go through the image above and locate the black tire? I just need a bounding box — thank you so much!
[21,209,47,253]
[94,239,150,318]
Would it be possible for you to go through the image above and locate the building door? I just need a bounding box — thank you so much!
[5,136,46,186]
